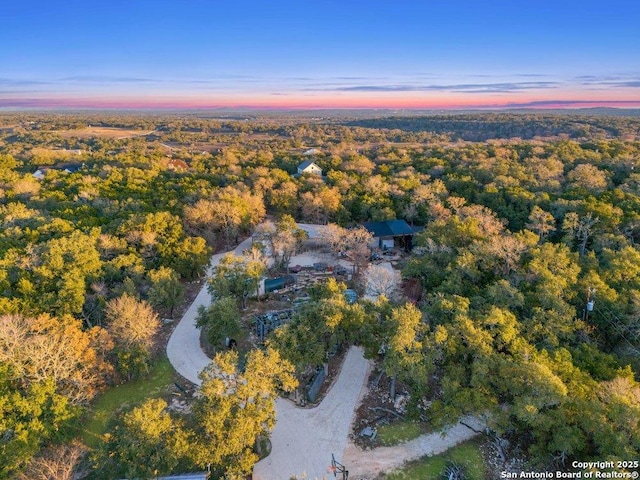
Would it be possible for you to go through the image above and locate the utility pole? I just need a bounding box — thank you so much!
[583,287,595,322]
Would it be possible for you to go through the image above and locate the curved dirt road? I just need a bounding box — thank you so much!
[166,235,255,385]
[166,224,325,384]
[166,226,481,479]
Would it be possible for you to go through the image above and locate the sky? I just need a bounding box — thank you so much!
[2,0,640,110]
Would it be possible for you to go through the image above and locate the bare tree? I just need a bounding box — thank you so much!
[105,294,160,353]
[364,264,401,299]
[526,205,556,242]
[562,212,599,256]
[320,223,347,253]
[254,216,307,272]
[0,314,113,404]
[183,198,218,245]
[321,224,373,274]
[16,442,88,480]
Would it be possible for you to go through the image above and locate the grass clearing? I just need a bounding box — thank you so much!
[79,355,177,448]
[385,437,487,480]
[376,420,427,446]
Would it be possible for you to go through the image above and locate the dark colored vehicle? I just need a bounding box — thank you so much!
[313,262,329,271]
[334,265,348,275]
[289,264,302,273]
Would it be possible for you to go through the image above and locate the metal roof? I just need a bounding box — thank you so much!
[362,220,414,238]
[120,474,208,480]
[298,159,320,170]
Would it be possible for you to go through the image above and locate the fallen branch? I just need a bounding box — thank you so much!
[460,420,483,434]
[371,370,384,387]
[460,421,507,463]
[368,407,404,419]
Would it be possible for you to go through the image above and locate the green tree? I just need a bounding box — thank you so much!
[147,267,184,318]
[383,303,429,399]
[0,366,77,479]
[27,231,102,316]
[93,398,191,479]
[190,348,297,478]
[196,297,241,348]
[208,253,265,309]
[169,236,211,280]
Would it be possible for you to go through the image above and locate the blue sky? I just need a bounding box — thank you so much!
[2,0,639,108]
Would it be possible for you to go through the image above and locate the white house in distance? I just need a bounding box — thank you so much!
[297,159,323,176]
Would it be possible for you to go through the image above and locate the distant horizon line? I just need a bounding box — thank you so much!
[2,102,640,114]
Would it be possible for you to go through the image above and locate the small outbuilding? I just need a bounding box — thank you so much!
[362,219,417,251]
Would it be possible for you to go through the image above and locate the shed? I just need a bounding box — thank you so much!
[362,220,416,251]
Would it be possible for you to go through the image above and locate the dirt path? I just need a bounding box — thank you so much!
[166,224,329,384]
[166,224,481,479]
[165,235,255,385]
[253,346,371,480]
[342,416,485,479]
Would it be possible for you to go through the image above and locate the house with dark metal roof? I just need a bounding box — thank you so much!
[362,219,417,251]
[32,162,84,179]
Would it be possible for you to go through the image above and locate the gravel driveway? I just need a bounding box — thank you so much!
[253,346,371,480]
[166,225,479,479]
[166,235,256,385]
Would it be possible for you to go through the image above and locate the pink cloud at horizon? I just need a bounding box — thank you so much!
[1,90,640,110]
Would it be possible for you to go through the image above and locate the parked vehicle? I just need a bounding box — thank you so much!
[334,265,348,275]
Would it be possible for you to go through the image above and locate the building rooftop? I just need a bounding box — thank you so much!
[298,159,319,170]
[362,220,415,237]
[120,473,208,480]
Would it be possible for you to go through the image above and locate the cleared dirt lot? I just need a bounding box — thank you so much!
[53,126,155,138]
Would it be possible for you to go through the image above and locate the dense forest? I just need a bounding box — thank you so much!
[0,112,639,478]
